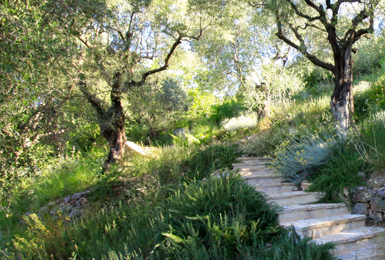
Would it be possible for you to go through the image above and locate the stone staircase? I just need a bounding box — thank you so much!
[233,157,385,260]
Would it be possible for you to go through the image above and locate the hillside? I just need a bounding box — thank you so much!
[2,1,385,259]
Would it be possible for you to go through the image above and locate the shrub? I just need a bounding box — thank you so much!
[271,125,339,185]
[156,173,281,259]
[210,99,246,124]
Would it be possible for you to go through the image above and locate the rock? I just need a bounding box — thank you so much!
[75,197,88,207]
[370,196,385,212]
[343,187,350,198]
[39,206,49,215]
[64,195,71,203]
[69,208,81,218]
[351,186,374,203]
[377,187,385,199]
[59,204,73,214]
[370,212,383,222]
[300,180,311,191]
[353,203,368,215]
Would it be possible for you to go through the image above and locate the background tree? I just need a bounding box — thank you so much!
[191,3,302,120]
[0,0,79,179]
[265,0,382,131]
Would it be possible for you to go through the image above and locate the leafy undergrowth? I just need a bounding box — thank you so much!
[7,175,336,260]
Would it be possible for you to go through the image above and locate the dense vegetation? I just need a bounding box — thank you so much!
[2,0,385,259]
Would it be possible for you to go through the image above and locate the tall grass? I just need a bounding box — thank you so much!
[358,110,385,171]
[308,147,367,203]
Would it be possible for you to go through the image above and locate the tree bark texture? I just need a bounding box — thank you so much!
[101,72,126,172]
[331,48,354,132]
[80,72,126,173]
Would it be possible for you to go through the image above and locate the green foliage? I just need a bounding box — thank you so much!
[9,175,334,259]
[187,89,219,118]
[359,110,385,171]
[271,125,339,185]
[308,148,367,203]
[210,99,246,123]
[301,64,333,89]
[354,77,385,122]
[156,174,281,259]
[353,34,385,76]
[31,156,101,207]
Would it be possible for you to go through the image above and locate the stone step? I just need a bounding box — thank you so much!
[243,174,286,186]
[233,163,269,171]
[313,226,385,256]
[234,165,270,171]
[233,162,269,167]
[238,169,276,176]
[238,157,272,161]
[338,246,385,260]
[266,191,322,206]
[256,182,296,195]
[279,203,349,223]
[282,214,366,239]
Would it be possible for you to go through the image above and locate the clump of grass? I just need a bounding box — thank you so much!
[354,75,385,122]
[242,125,287,157]
[222,112,258,132]
[358,110,385,171]
[270,125,339,185]
[308,147,367,203]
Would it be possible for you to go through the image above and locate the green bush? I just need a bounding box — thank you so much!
[210,99,246,124]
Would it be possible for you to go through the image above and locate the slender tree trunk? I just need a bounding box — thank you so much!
[331,48,354,133]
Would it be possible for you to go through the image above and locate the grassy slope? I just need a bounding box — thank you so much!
[3,70,385,259]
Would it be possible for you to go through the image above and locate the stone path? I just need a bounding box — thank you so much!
[233,157,385,260]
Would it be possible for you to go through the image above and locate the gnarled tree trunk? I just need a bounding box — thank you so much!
[101,72,126,172]
[331,47,354,133]
[80,72,126,173]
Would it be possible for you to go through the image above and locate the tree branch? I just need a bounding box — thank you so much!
[276,16,334,72]
[127,27,203,89]
[286,0,321,21]
[78,78,106,116]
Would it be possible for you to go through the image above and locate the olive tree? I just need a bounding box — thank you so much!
[48,0,204,171]
[264,0,382,131]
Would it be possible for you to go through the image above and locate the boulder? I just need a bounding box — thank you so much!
[353,203,368,215]
[370,196,385,212]
[377,187,385,199]
[351,186,374,203]
[370,212,383,222]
